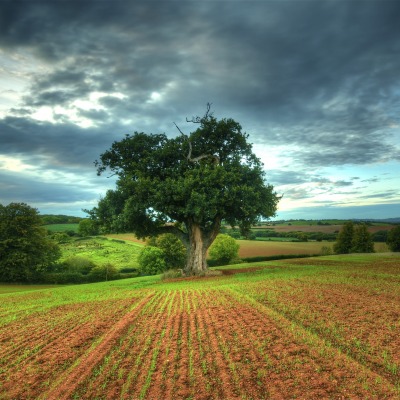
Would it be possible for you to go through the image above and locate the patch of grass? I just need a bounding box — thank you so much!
[44,224,79,233]
[59,237,143,270]
[0,284,61,294]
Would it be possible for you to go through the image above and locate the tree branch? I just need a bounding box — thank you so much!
[174,104,219,165]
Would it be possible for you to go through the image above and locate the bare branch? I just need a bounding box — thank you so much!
[186,102,213,124]
[189,154,220,165]
[177,103,219,165]
[173,122,186,137]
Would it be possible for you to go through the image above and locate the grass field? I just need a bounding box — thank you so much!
[60,237,143,270]
[1,253,399,399]
[44,223,79,232]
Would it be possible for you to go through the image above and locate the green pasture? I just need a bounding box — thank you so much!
[44,223,79,232]
[59,237,143,270]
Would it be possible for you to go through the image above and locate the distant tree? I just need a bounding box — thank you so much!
[387,225,400,251]
[0,203,61,282]
[209,233,240,265]
[372,230,389,243]
[333,221,354,254]
[351,224,374,253]
[90,105,279,275]
[78,219,99,236]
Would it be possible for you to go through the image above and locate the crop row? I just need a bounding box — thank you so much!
[2,287,393,399]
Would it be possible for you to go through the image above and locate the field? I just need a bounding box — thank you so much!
[0,253,399,399]
[60,237,143,270]
[44,224,79,233]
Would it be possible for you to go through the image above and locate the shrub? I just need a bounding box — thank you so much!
[138,246,166,275]
[61,256,96,275]
[154,234,186,269]
[320,246,332,256]
[209,234,240,265]
[88,263,118,281]
[41,272,86,284]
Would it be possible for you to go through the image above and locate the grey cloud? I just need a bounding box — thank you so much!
[0,170,97,204]
[0,0,400,216]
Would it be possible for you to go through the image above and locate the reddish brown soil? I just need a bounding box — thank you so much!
[1,258,399,399]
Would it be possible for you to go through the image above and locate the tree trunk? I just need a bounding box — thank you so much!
[183,222,219,276]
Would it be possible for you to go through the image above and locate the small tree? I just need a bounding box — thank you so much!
[0,203,61,282]
[209,233,240,265]
[333,221,354,254]
[138,246,166,275]
[387,225,400,251]
[351,224,374,253]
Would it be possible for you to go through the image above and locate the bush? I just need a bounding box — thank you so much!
[41,272,86,284]
[209,234,240,265]
[61,256,96,275]
[138,246,166,275]
[155,234,186,269]
[320,246,332,255]
[88,263,118,281]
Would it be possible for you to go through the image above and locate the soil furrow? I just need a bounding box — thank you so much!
[40,292,155,400]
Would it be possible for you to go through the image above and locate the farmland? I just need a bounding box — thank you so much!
[0,253,399,399]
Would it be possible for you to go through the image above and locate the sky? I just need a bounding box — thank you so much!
[0,0,399,220]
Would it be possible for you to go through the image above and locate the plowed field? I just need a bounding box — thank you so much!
[0,253,399,399]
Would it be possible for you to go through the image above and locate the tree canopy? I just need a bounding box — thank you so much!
[90,108,279,275]
[0,203,61,282]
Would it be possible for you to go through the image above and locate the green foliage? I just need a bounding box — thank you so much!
[138,246,167,275]
[320,246,333,256]
[78,219,99,236]
[351,224,374,253]
[334,222,375,254]
[0,203,61,282]
[372,230,389,243]
[387,225,400,251]
[148,233,186,269]
[40,214,82,225]
[61,256,97,275]
[209,234,240,265]
[52,232,71,244]
[89,263,119,281]
[333,221,354,254]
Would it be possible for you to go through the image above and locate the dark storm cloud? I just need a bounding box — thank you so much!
[0,116,117,169]
[0,170,97,204]
[1,0,400,215]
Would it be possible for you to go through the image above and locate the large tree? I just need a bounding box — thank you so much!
[0,203,61,282]
[92,108,279,275]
